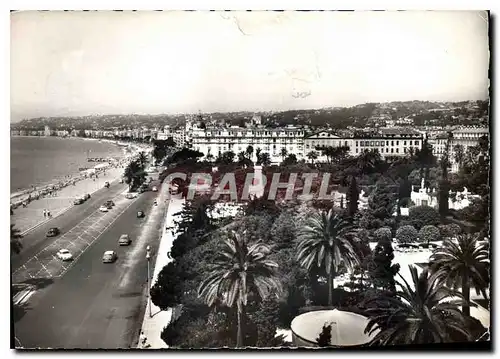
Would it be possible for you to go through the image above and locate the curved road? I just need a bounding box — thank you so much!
[12,178,169,349]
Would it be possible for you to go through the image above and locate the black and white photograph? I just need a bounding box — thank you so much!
[9,9,491,350]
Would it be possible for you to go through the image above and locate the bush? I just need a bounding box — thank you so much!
[374,227,392,243]
[396,225,418,244]
[408,205,440,230]
[418,225,440,244]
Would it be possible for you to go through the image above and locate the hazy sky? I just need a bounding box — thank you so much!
[10,10,489,122]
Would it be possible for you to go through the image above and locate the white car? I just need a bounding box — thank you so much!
[99,205,109,212]
[125,192,138,199]
[57,249,73,261]
[152,186,158,192]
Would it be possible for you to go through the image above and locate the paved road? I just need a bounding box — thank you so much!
[13,177,168,349]
[11,181,129,271]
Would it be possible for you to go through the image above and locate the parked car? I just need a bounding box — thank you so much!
[99,205,109,212]
[46,227,60,237]
[152,186,158,192]
[73,198,84,205]
[56,249,73,261]
[125,192,138,199]
[137,210,145,218]
[102,250,117,263]
[118,234,132,246]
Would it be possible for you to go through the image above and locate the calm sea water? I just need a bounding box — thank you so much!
[10,137,124,193]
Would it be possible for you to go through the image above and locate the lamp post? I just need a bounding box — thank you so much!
[146,245,152,318]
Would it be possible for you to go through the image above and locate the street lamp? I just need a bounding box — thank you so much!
[146,245,152,318]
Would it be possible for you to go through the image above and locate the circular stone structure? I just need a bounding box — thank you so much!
[290,309,377,347]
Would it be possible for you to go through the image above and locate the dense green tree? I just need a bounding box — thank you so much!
[408,205,440,230]
[418,225,440,244]
[369,237,400,292]
[346,176,359,218]
[395,225,418,244]
[150,262,183,310]
[306,151,318,165]
[123,160,146,191]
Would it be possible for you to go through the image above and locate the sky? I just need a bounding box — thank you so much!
[10,10,490,122]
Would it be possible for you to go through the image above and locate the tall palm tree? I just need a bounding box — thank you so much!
[137,151,148,169]
[307,151,318,165]
[364,265,472,345]
[429,233,489,317]
[198,231,281,347]
[296,210,360,306]
[11,224,23,254]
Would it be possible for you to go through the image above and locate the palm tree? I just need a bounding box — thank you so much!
[11,224,23,254]
[307,151,318,165]
[296,210,360,306]
[429,233,489,317]
[364,265,472,345]
[198,231,281,347]
[137,151,148,169]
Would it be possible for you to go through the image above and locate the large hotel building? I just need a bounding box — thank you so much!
[164,117,487,168]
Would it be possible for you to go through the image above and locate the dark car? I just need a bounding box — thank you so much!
[84,193,91,200]
[73,198,84,205]
[46,227,60,237]
[104,181,110,188]
[137,210,145,218]
[105,200,115,208]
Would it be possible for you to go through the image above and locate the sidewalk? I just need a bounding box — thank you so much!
[11,166,125,234]
[137,195,185,349]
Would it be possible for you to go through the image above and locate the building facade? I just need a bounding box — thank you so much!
[190,125,305,163]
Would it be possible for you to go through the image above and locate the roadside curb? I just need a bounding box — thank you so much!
[19,176,123,237]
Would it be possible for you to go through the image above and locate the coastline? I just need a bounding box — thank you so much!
[10,137,152,209]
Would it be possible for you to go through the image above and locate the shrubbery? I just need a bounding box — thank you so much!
[374,227,392,243]
[418,225,440,244]
[408,205,440,230]
[396,225,418,244]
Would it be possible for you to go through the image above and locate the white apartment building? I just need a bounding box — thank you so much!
[450,127,489,172]
[190,125,305,163]
[173,129,187,148]
[304,131,352,162]
[352,128,423,159]
[304,127,423,162]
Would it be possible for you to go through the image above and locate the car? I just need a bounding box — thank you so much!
[99,205,109,212]
[137,210,145,218]
[104,181,110,188]
[118,234,132,246]
[125,192,138,199]
[46,227,60,237]
[56,249,73,261]
[152,186,158,192]
[84,193,91,200]
[105,200,115,208]
[119,179,124,184]
[102,250,117,263]
[73,198,84,205]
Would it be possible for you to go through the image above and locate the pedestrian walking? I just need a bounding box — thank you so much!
[47,210,51,218]
[43,209,47,218]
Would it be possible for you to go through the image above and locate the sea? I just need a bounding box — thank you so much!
[10,137,125,194]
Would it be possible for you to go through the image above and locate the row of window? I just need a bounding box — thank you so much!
[203,132,304,137]
[356,140,420,147]
[354,147,418,154]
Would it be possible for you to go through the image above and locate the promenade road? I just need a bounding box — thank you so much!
[13,177,168,349]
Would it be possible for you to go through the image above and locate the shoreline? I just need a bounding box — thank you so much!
[10,137,151,198]
[10,139,152,210]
